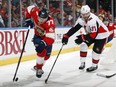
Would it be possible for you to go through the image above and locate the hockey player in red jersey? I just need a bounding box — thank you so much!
[25,5,56,78]
[62,5,110,72]
[114,19,116,30]
[103,18,115,43]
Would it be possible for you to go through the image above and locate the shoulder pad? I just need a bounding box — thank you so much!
[27,5,36,14]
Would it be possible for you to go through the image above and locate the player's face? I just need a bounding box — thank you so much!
[81,12,90,21]
[38,17,48,24]
[99,16,104,21]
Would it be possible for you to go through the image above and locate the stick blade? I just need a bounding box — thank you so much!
[13,78,15,82]
[45,79,48,84]
[97,71,116,78]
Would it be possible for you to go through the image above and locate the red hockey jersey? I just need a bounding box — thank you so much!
[108,22,115,38]
[25,5,56,46]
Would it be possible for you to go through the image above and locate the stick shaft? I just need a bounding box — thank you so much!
[13,27,30,82]
[45,44,64,83]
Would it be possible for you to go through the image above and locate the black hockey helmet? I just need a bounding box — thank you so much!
[39,8,48,18]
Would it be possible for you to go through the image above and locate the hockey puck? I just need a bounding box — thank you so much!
[15,77,18,81]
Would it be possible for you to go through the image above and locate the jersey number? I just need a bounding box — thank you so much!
[91,26,96,32]
[47,20,54,26]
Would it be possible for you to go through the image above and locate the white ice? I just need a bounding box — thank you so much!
[0,48,116,87]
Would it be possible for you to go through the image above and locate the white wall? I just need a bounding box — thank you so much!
[0,27,114,60]
[0,27,78,60]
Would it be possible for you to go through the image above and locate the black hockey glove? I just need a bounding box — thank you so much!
[24,19,33,28]
[75,34,90,45]
[75,35,83,45]
[62,34,69,45]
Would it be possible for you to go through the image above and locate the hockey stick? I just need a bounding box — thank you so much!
[13,26,30,82]
[45,44,64,84]
[97,72,116,78]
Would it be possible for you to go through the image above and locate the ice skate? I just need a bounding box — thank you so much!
[36,69,44,78]
[79,62,85,70]
[31,65,37,72]
[33,65,37,70]
[86,66,98,72]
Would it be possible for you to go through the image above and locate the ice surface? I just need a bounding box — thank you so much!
[0,48,116,87]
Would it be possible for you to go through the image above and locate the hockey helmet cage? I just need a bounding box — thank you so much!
[39,8,48,18]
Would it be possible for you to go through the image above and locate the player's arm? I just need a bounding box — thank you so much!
[62,23,82,45]
[24,5,36,27]
[75,21,98,45]
[67,23,83,37]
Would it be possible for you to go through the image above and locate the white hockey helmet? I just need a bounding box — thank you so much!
[80,5,90,14]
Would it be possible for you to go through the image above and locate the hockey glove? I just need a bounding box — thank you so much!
[24,19,33,28]
[75,34,87,45]
[75,34,93,45]
[62,34,69,45]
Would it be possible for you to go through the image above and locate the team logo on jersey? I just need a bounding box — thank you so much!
[34,22,45,36]
[36,27,45,36]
